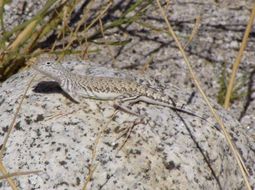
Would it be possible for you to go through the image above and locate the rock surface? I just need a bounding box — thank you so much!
[0,61,254,189]
[1,0,255,189]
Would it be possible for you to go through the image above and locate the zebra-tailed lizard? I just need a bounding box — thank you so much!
[32,61,207,121]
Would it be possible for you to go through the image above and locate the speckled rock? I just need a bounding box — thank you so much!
[0,60,254,189]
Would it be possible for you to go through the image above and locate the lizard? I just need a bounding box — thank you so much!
[31,60,208,121]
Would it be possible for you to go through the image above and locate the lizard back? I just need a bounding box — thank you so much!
[33,61,180,106]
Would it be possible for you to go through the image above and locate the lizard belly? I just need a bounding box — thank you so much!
[87,91,121,100]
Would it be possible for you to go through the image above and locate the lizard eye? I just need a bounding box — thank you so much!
[46,62,51,65]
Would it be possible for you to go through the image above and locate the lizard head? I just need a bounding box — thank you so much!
[32,60,70,83]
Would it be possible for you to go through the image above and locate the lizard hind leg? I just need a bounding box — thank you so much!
[121,95,208,121]
[113,102,142,117]
[113,95,142,117]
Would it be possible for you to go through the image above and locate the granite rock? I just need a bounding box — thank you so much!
[0,61,254,189]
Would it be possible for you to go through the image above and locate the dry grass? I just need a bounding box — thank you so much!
[0,0,253,189]
[156,0,252,189]
[224,3,255,109]
[0,170,42,180]
[0,0,153,80]
[82,110,119,190]
[0,76,36,189]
